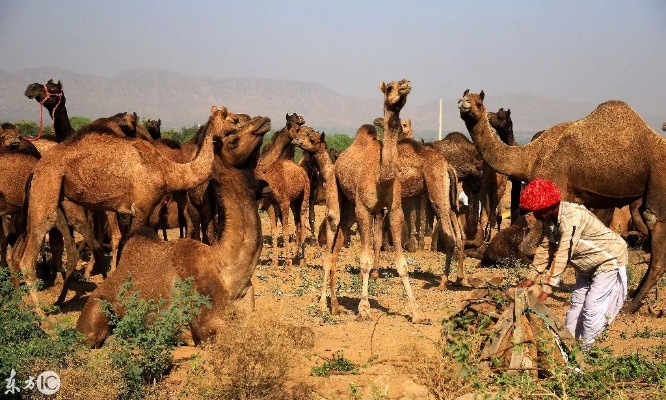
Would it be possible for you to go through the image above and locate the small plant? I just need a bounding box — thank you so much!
[0,269,83,382]
[311,350,359,377]
[98,276,211,400]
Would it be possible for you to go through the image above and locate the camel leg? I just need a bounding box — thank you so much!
[403,197,417,253]
[279,201,293,270]
[628,218,666,312]
[355,205,374,320]
[418,194,427,250]
[53,208,80,305]
[371,212,384,279]
[267,202,279,267]
[0,219,8,270]
[187,200,201,241]
[300,176,311,244]
[324,203,354,315]
[509,178,522,226]
[106,212,122,274]
[173,191,190,239]
[387,185,429,324]
[290,201,305,267]
[62,203,108,279]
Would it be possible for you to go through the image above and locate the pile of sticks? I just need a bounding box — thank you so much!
[445,277,582,378]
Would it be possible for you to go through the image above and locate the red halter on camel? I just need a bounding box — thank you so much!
[27,84,63,142]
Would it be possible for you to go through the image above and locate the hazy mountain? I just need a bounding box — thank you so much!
[1,67,663,139]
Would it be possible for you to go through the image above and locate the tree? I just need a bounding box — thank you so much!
[70,116,93,131]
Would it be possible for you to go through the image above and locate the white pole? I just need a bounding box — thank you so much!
[438,98,442,140]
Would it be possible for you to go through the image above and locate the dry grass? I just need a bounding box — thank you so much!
[50,348,124,400]
[180,312,316,400]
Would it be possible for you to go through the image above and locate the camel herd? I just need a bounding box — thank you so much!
[0,78,664,347]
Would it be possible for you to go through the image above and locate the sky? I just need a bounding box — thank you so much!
[1,0,664,117]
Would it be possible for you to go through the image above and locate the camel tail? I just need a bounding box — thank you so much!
[16,173,35,239]
[447,166,459,213]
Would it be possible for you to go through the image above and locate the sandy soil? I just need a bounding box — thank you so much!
[32,196,666,399]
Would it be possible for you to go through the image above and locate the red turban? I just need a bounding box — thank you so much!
[520,178,561,212]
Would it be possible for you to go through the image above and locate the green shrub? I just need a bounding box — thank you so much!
[0,269,82,383]
[311,350,359,377]
[98,276,211,400]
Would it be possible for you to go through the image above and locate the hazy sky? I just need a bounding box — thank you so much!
[1,0,664,116]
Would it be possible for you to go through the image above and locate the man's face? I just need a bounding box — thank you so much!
[533,203,559,221]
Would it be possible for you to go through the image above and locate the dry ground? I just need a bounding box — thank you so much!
[29,198,666,399]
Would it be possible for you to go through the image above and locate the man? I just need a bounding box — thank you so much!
[517,178,628,350]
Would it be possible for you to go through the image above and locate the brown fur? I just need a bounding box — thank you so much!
[458,89,666,313]
[145,119,162,140]
[15,106,224,307]
[76,116,270,347]
[311,80,428,323]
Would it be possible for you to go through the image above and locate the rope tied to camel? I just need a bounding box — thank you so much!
[27,84,62,142]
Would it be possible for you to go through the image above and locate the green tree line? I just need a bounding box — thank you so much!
[3,118,355,154]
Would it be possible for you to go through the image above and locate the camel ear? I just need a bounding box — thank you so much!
[219,106,228,118]
[499,108,504,112]
[480,90,485,101]
[507,109,511,116]
[157,119,161,126]
[47,79,54,85]
[321,132,326,142]
[463,89,469,96]
[285,113,290,122]
[56,80,62,89]
[379,81,386,93]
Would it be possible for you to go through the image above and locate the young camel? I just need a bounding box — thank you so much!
[255,114,310,268]
[15,106,221,307]
[76,113,272,347]
[259,142,310,267]
[459,89,666,313]
[317,80,429,323]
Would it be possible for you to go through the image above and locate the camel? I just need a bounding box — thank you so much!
[76,112,272,347]
[311,79,429,323]
[458,89,666,313]
[0,124,78,300]
[258,142,310,268]
[662,122,666,132]
[145,119,162,140]
[374,116,465,286]
[401,119,413,139]
[15,105,222,307]
[299,147,341,237]
[488,108,522,226]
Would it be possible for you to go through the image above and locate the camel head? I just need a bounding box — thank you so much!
[379,79,411,110]
[401,119,413,139]
[218,114,271,167]
[24,79,65,109]
[458,89,486,120]
[0,122,21,149]
[290,125,326,153]
[109,112,139,137]
[488,108,514,143]
[285,113,305,129]
[145,119,161,140]
[662,121,666,132]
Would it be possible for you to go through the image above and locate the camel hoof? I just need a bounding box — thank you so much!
[405,241,417,253]
[412,314,432,325]
[356,311,372,321]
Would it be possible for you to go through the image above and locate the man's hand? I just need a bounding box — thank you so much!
[517,279,534,288]
[537,291,549,302]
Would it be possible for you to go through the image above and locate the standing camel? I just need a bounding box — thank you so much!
[15,105,222,307]
[458,89,666,313]
[76,113,272,347]
[318,79,429,323]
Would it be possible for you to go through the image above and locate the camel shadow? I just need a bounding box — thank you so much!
[330,296,391,315]
[58,279,98,314]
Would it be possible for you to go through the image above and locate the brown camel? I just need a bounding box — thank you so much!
[15,105,222,307]
[401,119,413,139]
[458,89,666,313]
[145,119,162,140]
[299,146,341,236]
[76,113,271,347]
[258,141,310,268]
[0,124,78,300]
[375,116,465,286]
[316,79,428,323]
[662,122,666,132]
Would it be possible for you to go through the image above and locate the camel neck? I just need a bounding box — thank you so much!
[213,165,261,291]
[164,116,215,192]
[50,99,75,142]
[255,128,292,178]
[379,108,401,182]
[462,111,530,181]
